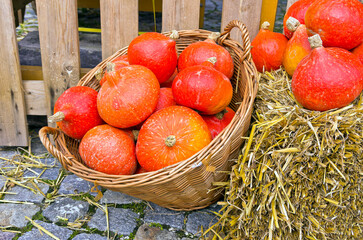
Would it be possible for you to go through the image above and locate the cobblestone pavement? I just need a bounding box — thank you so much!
[3,1,290,239]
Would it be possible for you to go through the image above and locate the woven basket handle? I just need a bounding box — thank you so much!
[38,126,73,170]
[218,20,253,62]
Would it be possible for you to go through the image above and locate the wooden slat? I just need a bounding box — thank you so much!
[23,80,47,116]
[286,0,300,11]
[36,0,81,121]
[260,0,279,31]
[162,0,201,32]
[0,0,29,146]
[221,0,263,42]
[100,0,138,59]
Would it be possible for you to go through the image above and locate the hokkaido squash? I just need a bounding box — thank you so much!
[97,64,160,128]
[201,107,236,139]
[79,124,137,175]
[283,0,316,39]
[48,86,103,140]
[154,88,176,113]
[172,58,233,115]
[291,35,363,111]
[282,17,312,76]
[128,32,177,84]
[352,43,363,65]
[99,55,129,86]
[305,0,363,50]
[251,22,288,72]
[136,106,212,171]
[177,32,234,79]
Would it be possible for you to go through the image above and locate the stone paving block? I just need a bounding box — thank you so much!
[72,233,108,240]
[134,223,181,240]
[3,182,49,204]
[88,207,139,236]
[0,204,40,228]
[18,220,73,240]
[58,174,97,196]
[23,166,60,180]
[0,148,18,159]
[185,211,218,235]
[143,202,185,230]
[43,197,89,223]
[0,231,16,240]
[100,190,142,205]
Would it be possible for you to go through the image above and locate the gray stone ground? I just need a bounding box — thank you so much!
[1,1,289,239]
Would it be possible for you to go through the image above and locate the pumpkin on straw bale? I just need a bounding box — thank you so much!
[205,69,362,239]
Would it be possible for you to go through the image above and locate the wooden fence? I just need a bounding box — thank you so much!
[0,0,298,146]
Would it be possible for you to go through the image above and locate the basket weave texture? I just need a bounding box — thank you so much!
[39,20,258,211]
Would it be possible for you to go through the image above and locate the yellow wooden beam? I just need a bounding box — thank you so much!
[260,0,279,31]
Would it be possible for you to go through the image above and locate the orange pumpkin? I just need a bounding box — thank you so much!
[172,58,233,115]
[136,106,212,171]
[201,107,235,139]
[79,124,137,175]
[97,65,160,128]
[352,43,363,65]
[251,22,288,72]
[128,32,178,84]
[99,55,129,86]
[282,17,312,76]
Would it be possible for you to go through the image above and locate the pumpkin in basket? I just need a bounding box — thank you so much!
[172,58,233,115]
[202,107,236,139]
[136,105,212,172]
[48,86,104,140]
[99,55,129,86]
[177,32,234,79]
[79,124,137,175]
[97,64,160,128]
[128,32,178,84]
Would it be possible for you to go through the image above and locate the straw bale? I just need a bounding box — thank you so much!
[209,69,363,240]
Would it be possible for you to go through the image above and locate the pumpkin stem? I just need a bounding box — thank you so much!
[261,21,270,30]
[207,57,217,65]
[48,111,65,123]
[106,62,116,73]
[165,135,176,147]
[215,109,228,120]
[286,17,300,32]
[308,34,323,49]
[170,30,179,39]
[94,67,103,81]
[207,32,221,42]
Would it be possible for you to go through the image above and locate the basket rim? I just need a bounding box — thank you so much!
[40,20,259,187]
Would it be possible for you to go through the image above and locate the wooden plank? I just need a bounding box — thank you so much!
[21,65,92,81]
[162,0,201,32]
[0,0,29,146]
[260,0,279,31]
[23,80,47,116]
[36,0,81,120]
[100,0,138,59]
[221,0,263,41]
[286,0,300,11]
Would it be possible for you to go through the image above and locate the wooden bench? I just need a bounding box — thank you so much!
[0,0,298,146]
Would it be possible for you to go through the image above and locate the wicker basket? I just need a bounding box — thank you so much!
[39,20,258,211]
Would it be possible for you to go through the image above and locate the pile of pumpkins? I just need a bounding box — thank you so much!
[49,31,237,175]
[251,0,363,112]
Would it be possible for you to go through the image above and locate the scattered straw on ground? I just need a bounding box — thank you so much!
[207,69,362,239]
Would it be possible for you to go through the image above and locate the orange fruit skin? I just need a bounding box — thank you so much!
[172,64,233,115]
[352,43,363,65]
[201,107,236,139]
[79,124,137,175]
[154,88,176,113]
[177,40,234,79]
[136,106,212,172]
[305,0,363,50]
[100,55,130,86]
[292,47,363,111]
[283,0,316,39]
[251,28,288,73]
[97,65,160,128]
[128,32,177,84]
[282,24,312,76]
